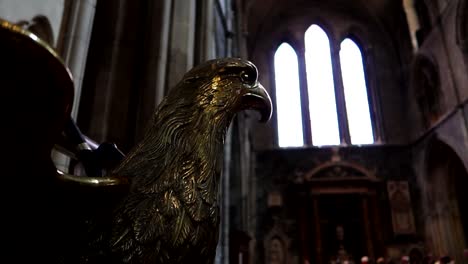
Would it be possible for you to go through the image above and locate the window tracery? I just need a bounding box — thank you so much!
[274,24,375,147]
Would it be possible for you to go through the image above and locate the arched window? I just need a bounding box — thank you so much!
[305,25,340,146]
[274,43,304,147]
[273,24,377,148]
[340,38,374,144]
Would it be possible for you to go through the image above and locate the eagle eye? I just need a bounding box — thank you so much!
[240,70,256,85]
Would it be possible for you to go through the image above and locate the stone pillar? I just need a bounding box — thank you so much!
[165,0,196,91]
[195,0,215,64]
[298,194,310,263]
[402,0,420,50]
[297,46,313,145]
[60,0,96,119]
[361,196,374,259]
[364,46,384,143]
[75,0,146,152]
[433,213,444,255]
[52,0,96,172]
[216,125,232,264]
[212,1,234,263]
[134,0,172,140]
[370,193,384,256]
[448,201,466,262]
[330,43,351,145]
[312,197,322,264]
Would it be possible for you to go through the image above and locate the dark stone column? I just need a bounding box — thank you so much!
[78,0,145,151]
[134,0,172,141]
[370,193,385,257]
[363,46,384,143]
[195,0,215,65]
[165,0,196,90]
[312,197,323,264]
[52,0,97,171]
[297,46,313,145]
[361,196,374,259]
[330,43,351,145]
[298,193,311,263]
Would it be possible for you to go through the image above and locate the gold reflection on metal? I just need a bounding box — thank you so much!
[0,18,68,69]
[56,170,129,187]
[0,18,74,120]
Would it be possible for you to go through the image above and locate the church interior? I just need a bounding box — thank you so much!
[1,0,467,263]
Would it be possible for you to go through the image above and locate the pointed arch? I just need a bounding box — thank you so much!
[304,160,376,181]
[274,42,304,147]
[305,24,340,146]
[340,38,374,144]
[424,138,468,261]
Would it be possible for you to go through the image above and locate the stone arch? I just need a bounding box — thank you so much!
[423,137,468,262]
[339,27,369,52]
[424,138,468,207]
[304,160,375,181]
[338,29,370,80]
[304,18,337,45]
[411,53,442,128]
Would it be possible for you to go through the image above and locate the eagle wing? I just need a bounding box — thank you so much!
[108,151,218,263]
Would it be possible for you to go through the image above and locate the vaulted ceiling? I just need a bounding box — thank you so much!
[242,0,409,55]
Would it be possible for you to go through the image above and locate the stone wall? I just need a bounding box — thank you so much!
[407,3,468,260]
[408,0,468,142]
[254,146,417,263]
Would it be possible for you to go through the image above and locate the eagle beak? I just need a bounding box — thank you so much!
[241,83,272,122]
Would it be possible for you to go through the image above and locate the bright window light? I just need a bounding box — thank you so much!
[274,43,304,147]
[340,38,374,144]
[305,25,341,146]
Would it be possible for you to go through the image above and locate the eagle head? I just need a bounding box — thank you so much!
[165,58,272,125]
